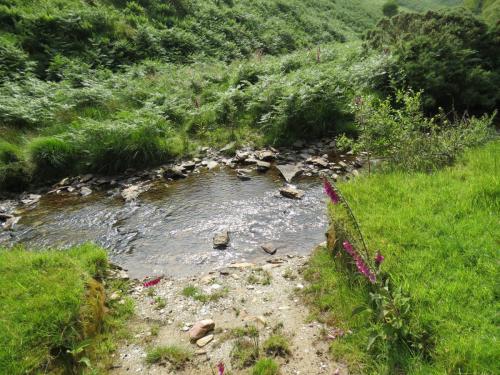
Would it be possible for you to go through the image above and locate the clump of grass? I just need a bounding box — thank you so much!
[154,296,166,309]
[263,334,291,357]
[181,284,228,303]
[251,358,280,375]
[247,269,272,286]
[282,268,296,280]
[230,337,260,369]
[145,345,191,368]
[0,243,132,375]
[150,324,160,337]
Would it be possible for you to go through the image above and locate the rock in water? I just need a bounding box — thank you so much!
[121,184,150,202]
[164,166,187,179]
[256,160,271,172]
[80,187,93,197]
[279,186,305,199]
[276,164,302,183]
[205,160,219,170]
[196,334,214,347]
[261,243,279,255]
[189,319,215,341]
[213,231,230,248]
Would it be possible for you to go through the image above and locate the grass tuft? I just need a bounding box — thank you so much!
[251,358,280,375]
[145,345,191,368]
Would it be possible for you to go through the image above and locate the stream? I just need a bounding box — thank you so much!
[3,167,327,279]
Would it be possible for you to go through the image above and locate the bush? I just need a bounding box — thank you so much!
[349,90,494,171]
[0,141,21,164]
[0,161,31,192]
[382,1,399,17]
[365,10,500,114]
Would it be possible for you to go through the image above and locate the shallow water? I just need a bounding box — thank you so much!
[7,168,327,278]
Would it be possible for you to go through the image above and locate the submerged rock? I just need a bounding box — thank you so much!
[164,166,187,179]
[275,164,302,183]
[279,186,305,199]
[121,183,150,202]
[261,243,279,255]
[213,231,230,249]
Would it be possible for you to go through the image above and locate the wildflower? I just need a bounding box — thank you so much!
[323,178,340,204]
[217,362,225,375]
[143,276,162,288]
[375,251,385,266]
[343,240,376,284]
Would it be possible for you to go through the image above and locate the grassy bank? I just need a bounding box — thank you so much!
[0,244,133,374]
[304,141,499,374]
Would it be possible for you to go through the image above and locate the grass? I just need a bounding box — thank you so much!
[230,337,260,369]
[251,358,280,375]
[247,268,272,285]
[262,334,291,358]
[181,284,229,303]
[145,345,192,368]
[304,141,499,374]
[0,243,133,374]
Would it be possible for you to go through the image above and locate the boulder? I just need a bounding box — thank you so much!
[257,150,275,161]
[121,184,150,202]
[279,186,305,199]
[205,160,219,170]
[164,166,187,179]
[311,157,329,168]
[182,161,196,171]
[261,243,279,255]
[80,187,92,197]
[213,231,230,249]
[189,319,215,341]
[275,164,302,183]
[256,160,271,172]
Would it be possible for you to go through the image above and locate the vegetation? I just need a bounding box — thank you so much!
[145,345,192,368]
[263,334,291,358]
[465,0,500,24]
[251,358,280,375]
[0,244,133,374]
[305,142,499,373]
[181,284,228,302]
[382,1,399,17]
[1,0,489,191]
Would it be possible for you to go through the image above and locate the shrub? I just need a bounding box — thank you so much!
[382,1,399,17]
[0,161,31,192]
[365,10,500,114]
[0,141,21,164]
[349,90,494,171]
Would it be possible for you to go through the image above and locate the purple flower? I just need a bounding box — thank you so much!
[375,251,384,266]
[343,240,376,284]
[217,362,225,375]
[323,178,340,204]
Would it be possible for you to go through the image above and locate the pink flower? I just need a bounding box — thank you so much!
[343,241,376,284]
[143,276,162,288]
[323,178,340,204]
[217,362,225,375]
[375,251,384,266]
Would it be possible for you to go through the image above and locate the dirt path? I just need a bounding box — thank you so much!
[109,254,347,374]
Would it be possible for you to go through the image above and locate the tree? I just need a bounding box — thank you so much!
[382,1,399,17]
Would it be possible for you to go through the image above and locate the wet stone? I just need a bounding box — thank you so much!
[279,186,305,200]
[213,231,230,249]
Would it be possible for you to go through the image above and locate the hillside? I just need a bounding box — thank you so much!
[465,0,500,24]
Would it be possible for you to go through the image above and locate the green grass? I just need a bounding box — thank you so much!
[145,345,192,368]
[251,358,280,375]
[181,284,228,303]
[262,334,291,358]
[0,243,133,374]
[304,141,499,374]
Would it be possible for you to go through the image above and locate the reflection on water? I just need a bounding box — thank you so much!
[7,168,327,278]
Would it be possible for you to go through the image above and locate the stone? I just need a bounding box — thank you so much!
[164,166,187,179]
[21,194,41,206]
[80,187,92,196]
[229,262,255,269]
[256,150,275,161]
[235,150,251,162]
[189,319,215,341]
[237,173,251,181]
[205,160,219,170]
[275,164,302,183]
[213,231,230,249]
[220,142,236,154]
[338,161,348,169]
[2,216,19,230]
[80,174,93,183]
[279,186,305,200]
[196,334,214,347]
[261,243,279,255]
[57,177,70,186]
[311,157,329,168]
[121,184,149,202]
[182,161,196,171]
[256,160,271,172]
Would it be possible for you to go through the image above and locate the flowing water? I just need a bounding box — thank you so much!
[5,168,327,279]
